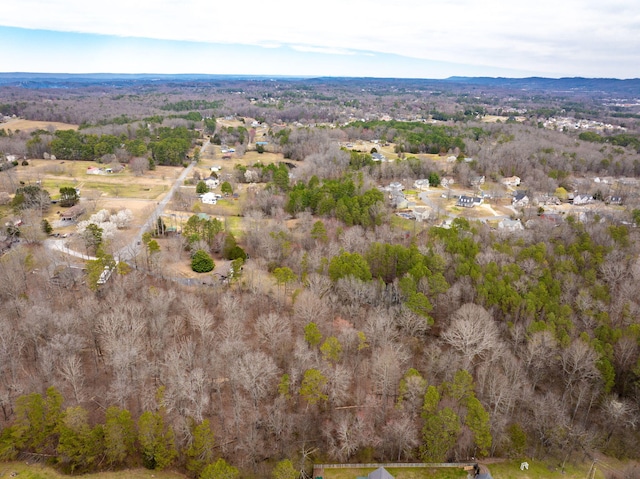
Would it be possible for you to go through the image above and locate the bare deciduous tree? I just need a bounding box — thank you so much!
[442,303,501,371]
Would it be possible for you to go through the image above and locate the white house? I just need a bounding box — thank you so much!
[457,195,482,208]
[441,177,455,188]
[499,218,524,231]
[205,177,220,189]
[573,194,593,205]
[501,176,521,187]
[201,192,218,205]
[413,179,430,191]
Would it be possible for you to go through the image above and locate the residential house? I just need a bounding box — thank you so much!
[457,195,482,208]
[60,204,85,222]
[512,192,529,207]
[412,206,431,222]
[533,194,560,206]
[201,192,218,205]
[205,177,220,189]
[606,195,623,205]
[413,179,430,191]
[470,175,485,187]
[372,152,386,162]
[572,194,593,205]
[501,175,521,187]
[390,191,408,209]
[498,218,524,231]
[441,176,455,188]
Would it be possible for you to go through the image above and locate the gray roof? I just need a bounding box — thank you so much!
[368,467,394,479]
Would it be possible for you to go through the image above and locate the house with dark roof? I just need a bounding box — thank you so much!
[457,195,482,208]
[60,204,85,222]
[512,191,529,207]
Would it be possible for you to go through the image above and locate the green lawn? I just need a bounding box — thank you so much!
[318,460,608,479]
[487,459,605,479]
[197,196,244,218]
[320,467,467,479]
[390,215,427,233]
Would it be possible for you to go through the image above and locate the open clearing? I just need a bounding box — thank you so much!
[320,467,466,479]
[319,459,607,479]
[1,118,78,131]
[13,160,176,201]
[0,462,186,479]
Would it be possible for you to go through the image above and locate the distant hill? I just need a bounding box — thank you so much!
[444,76,640,95]
[0,72,311,88]
[0,73,638,94]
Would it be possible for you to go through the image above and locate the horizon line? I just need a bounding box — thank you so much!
[1,72,639,82]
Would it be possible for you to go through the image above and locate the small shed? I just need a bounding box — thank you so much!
[368,467,394,479]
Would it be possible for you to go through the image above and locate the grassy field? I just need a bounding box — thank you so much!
[0,462,186,479]
[318,459,606,479]
[11,160,174,201]
[320,466,467,479]
[487,459,605,479]
[1,119,79,132]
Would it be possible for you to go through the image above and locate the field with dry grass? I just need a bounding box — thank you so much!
[0,462,186,479]
[1,118,78,132]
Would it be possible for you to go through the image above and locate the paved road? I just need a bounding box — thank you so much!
[45,138,209,263]
[46,238,97,261]
[116,138,209,261]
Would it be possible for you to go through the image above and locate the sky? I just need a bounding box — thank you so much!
[0,0,639,79]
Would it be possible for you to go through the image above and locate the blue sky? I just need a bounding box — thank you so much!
[1,0,639,79]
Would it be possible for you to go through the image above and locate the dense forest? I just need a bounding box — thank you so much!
[1,75,640,479]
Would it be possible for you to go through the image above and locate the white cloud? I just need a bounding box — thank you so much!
[290,45,357,55]
[0,0,638,77]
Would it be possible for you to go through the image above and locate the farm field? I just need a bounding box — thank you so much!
[7,160,178,244]
[1,118,79,132]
